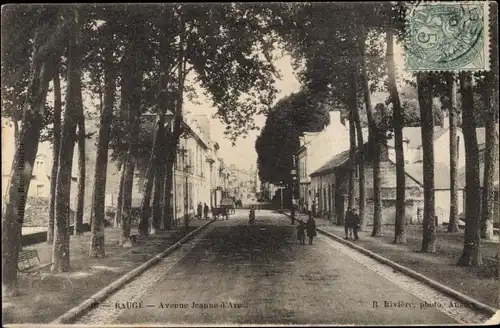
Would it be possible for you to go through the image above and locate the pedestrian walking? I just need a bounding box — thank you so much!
[203,203,209,220]
[197,202,203,220]
[306,212,317,245]
[290,205,296,225]
[297,221,306,245]
[344,207,352,239]
[352,208,360,241]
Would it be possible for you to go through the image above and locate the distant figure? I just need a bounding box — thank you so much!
[352,208,360,241]
[291,205,296,225]
[297,221,306,245]
[203,203,209,220]
[312,201,317,217]
[197,202,203,220]
[417,207,423,225]
[306,213,317,245]
[344,207,353,240]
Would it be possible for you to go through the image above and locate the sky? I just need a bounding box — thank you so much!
[36,37,408,175]
[183,40,408,173]
[183,53,302,173]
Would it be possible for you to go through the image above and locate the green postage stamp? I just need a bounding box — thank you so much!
[405,1,490,72]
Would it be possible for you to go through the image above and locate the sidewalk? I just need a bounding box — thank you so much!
[2,219,209,324]
[283,210,499,309]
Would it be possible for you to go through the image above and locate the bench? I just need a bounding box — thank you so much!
[18,249,52,277]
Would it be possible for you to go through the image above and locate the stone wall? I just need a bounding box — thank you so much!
[23,196,76,227]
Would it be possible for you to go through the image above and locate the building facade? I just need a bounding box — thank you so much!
[296,111,361,213]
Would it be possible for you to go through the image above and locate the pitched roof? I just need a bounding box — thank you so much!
[310,149,351,177]
[387,126,448,149]
[458,157,500,188]
[476,124,500,146]
[404,162,461,190]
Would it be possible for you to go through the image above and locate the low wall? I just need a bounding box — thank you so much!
[21,223,91,247]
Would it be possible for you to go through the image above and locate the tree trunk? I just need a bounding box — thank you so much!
[457,72,482,266]
[52,11,83,272]
[120,152,135,247]
[152,161,166,234]
[89,25,116,257]
[371,137,382,237]
[1,14,64,296]
[354,114,365,230]
[163,159,175,230]
[386,30,406,244]
[114,167,125,228]
[48,66,62,244]
[417,73,437,253]
[446,73,460,233]
[139,114,165,236]
[75,77,85,236]
[347,68,357,212]
[481,107,498,240]
[348,114,356,210]
[480,16,499,240]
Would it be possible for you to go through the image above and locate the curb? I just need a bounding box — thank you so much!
[51,219,215,324]
[280,211,498,317]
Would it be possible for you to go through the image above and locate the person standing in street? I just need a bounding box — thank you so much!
[203,203,209,220]
[352,208,360,241]
[291,205,296,225]
[197,202,203,220]
[297,221,306,245]
[344,207,352,240]
[306,212,317,245]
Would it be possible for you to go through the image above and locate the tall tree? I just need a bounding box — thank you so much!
[52,9,83,272]
[48,66,62,243]
[75,69,86,236]
[386,30,406,244]
[480,7,499,240]
[2,8,68,295]
[113,167,124,228]
[139,113,166,236]
[89,19,117,257]
[417,73,436,253]
[446,73,460,233]
[346,60,359,222]
[457,72,482,266]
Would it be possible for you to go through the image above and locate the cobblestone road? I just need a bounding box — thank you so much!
[74,210,492,325]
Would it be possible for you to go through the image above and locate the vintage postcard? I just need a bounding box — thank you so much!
[2,2,499,327]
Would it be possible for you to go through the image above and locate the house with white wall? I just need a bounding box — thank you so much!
[297,110,362,212]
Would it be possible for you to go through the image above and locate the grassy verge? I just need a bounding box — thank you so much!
[287,211,499,309]
[2,221,205,324]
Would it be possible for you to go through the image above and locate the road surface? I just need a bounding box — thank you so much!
[75,210,489,325]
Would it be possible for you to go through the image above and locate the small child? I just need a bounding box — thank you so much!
[297,221,306,245]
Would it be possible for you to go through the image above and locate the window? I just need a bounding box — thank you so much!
[36,184,44,197]
[35,160,44,175]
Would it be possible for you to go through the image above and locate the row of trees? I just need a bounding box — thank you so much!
[1,4,282,296]
[260,3,498,264]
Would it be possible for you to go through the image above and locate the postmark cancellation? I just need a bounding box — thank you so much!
[404,1,491,72]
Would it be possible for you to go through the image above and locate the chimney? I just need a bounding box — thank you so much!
[442,111,449,129]
[193,115,211,139]
[329,111,342,126]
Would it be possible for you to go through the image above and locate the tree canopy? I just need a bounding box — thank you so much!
[256,89,330,184]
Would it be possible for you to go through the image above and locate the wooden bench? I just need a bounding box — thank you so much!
[18,250,51,277]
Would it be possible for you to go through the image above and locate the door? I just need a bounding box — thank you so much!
[336,193,345,224]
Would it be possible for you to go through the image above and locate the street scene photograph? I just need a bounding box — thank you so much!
[1,2,499,326]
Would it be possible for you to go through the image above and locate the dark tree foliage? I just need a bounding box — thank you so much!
[256,90,329,184]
